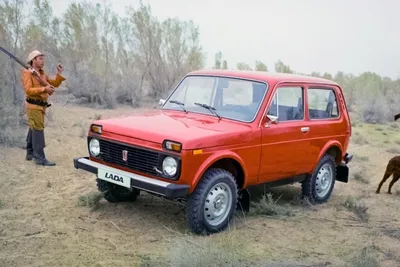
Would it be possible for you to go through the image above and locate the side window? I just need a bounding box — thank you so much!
[308,88,339,119]
[267,86,304,121]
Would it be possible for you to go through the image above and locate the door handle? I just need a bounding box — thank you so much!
[300,127,309,133]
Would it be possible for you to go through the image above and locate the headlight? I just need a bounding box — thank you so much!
[89,138,100,157]
[162,156,177,176]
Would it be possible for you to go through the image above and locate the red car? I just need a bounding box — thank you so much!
[74,69,353,234]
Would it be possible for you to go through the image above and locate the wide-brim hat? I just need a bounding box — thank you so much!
[27,50,44,63]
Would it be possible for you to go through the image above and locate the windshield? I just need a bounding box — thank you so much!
[162,75,268,122]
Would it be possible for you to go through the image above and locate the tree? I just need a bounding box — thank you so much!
[222,60,228,69]
[213,51,222,69]
[274,60,293,73]
[255,60,267,71]
[236,62,252,70]
[0,0,26,104]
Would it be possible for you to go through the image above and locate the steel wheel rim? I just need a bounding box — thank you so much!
[204,182,233,226]
[315,163,333,198]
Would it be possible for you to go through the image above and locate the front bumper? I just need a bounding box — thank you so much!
[73,157,190,199]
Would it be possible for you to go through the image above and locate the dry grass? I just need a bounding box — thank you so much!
[340,196,369,222]
[77,191,104,211]
[346,246,379,267]
[387,147,400,154]
[394,138,400,145]
[0,104,26,148]
[249,193,297,217]
[167,232,333,267]
[0,98,400,266]
[382,226,400,241]
[167,234,245,267]
[351,166,370,184]
[351,131,369,145]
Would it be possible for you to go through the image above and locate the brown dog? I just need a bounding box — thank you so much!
[376,155,400,194]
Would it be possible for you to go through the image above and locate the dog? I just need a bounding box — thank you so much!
[376,155,400,194]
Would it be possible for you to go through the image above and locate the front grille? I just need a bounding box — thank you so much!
[98,139,160,176]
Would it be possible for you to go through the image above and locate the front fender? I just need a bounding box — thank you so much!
[191,150,247,190]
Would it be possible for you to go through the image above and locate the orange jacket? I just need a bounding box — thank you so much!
[21,68,66,111]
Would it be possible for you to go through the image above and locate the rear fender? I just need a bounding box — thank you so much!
[314,140,344,169]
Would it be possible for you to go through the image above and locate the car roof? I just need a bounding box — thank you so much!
[187,69,339,86]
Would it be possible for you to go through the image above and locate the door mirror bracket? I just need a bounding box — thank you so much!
[159,99,166,107]
[265,115,278,127]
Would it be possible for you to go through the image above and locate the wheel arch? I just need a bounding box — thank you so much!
[317,140,343,166]
[191,151,247,191]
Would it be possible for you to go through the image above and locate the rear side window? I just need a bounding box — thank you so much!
[267,86,304,121]
[308,88,339,119]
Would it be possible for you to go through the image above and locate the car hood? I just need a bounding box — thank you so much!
[95,110,254,149]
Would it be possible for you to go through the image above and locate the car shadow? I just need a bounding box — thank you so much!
[92,193,188,229]
[88,184,308,232]
[247,183,304,205]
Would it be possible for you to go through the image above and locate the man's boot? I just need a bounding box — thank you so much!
[26,129,34,161]
[32,130,56,166]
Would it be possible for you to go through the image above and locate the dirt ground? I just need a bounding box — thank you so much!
[1,96,400,267]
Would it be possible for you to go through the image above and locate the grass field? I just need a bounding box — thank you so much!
[0,93,400,267]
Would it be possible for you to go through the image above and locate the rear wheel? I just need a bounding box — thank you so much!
[301,154,336,204]
[186,168,238,234]
[96,179,139,203]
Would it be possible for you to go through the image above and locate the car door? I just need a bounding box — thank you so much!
[258,84,313,183]
[304,85,345,164]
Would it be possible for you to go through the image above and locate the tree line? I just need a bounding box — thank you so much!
[1,0,399,144]
[1,0,204,108]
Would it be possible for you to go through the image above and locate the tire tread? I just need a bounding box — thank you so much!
[301,154,336,204]
[96,179,138,203]
[187,168,238,234]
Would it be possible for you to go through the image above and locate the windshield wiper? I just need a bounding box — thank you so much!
[194,102,221,119]
[169,100,187,113]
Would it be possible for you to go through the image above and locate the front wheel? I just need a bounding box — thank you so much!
[186,168,238,234]
[301,154,336,204]
[96,179,139,203]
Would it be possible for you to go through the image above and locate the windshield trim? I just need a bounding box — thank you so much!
[161,74,270,124]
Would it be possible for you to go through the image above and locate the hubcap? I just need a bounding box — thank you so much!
[315,163,333,198]
[204,182,233,226]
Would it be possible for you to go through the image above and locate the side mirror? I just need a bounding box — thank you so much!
[159,99,166,107]
[265,115,278,127]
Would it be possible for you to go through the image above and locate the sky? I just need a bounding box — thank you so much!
[48,0,400,79]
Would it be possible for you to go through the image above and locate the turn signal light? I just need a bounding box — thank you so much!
[90,124,102,134]
[163,140,182,152]
[192,149,203,155]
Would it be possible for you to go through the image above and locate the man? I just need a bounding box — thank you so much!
[21,50,66,166]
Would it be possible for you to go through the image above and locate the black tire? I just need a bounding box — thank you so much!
[186,168,238,235]
[96,179,139,203]
[301,154,336,204]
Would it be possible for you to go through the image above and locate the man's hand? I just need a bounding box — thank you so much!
[57,63,64,74]
[45,85,55,95]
